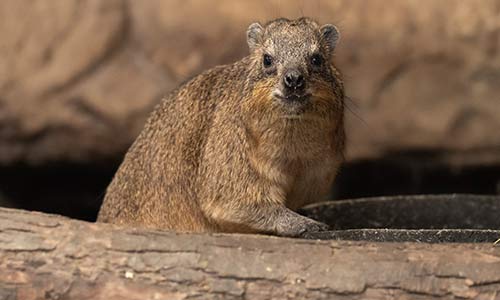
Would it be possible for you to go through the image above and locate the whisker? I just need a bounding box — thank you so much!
[344,95,368,126]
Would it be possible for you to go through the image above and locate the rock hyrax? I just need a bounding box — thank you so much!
[98,17,345,237]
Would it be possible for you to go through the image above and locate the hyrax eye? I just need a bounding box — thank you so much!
[310,54,323,67]
[263,54,274,68]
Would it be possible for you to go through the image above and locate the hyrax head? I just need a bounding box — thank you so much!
[246,18,342,117]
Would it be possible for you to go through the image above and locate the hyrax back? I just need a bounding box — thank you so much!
[97,18,345,237]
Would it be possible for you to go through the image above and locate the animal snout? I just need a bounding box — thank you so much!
[283,69,305,90]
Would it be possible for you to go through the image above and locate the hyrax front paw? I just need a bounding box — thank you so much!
[276,214,330,238]
[295,218,330,238]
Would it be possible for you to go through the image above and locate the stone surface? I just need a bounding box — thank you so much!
[1,0,500,165]
[0,0,171,164]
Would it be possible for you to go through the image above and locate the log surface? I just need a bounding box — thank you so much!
[0,207,500,300]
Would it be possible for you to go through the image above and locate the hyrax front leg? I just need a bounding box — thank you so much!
[205,201,329,237]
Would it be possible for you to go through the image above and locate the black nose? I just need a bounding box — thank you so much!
[283,70,305,90]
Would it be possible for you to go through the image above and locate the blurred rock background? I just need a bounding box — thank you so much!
[0,0,499,220]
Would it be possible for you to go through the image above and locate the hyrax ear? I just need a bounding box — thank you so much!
[247,22,264,52]
[320,24,340,52]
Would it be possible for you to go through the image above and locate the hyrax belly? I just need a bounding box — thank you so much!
[285,158,340,211]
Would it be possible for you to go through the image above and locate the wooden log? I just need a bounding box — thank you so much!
[0,207,499,300]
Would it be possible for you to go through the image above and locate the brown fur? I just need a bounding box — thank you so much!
[97,18,346,237]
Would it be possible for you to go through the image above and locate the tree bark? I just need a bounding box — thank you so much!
[0,207,499,300]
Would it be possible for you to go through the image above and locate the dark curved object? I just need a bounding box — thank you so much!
[300,194,500,243]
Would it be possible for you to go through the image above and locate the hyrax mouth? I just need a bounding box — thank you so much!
[272,90,312,117]
[272,90,311,104]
